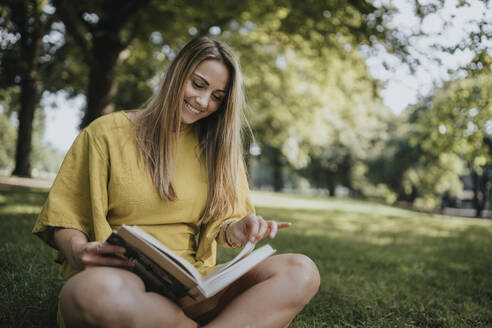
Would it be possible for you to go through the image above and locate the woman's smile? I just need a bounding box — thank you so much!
[184,100,203,115]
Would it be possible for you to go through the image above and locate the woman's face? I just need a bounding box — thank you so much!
[181,59,230,130]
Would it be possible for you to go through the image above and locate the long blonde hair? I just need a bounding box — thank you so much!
[135,36,248,224]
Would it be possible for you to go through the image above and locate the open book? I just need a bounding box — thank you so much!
[106,225,276,302]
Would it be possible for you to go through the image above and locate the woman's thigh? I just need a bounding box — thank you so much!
[184,253,320,324]
[60,266,194,328]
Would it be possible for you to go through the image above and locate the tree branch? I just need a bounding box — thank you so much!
[52,0,93,63]
[99,0,151,34]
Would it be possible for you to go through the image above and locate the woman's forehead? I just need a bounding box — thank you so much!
[192,59,230,92]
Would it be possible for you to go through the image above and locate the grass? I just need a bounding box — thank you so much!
[1,187,492,327]
[0,187,63,327]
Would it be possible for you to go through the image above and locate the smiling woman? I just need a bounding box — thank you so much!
[33,36,319,328]
[181,60,229,129]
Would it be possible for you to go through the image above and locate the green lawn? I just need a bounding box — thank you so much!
[1,187,491,327]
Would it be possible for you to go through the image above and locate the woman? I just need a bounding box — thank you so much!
[33,36,320,328]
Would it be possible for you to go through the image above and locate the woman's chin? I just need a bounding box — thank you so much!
[180,117,197,129]
[181,111,202,125]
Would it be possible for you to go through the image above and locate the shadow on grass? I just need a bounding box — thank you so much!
[252,208,492,328]
[2,188,492,328]
[1,211,63,328]
[0,188,48,214]
[0,187,60,327]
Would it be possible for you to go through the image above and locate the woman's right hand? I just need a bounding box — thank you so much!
[54,228,134,271]
[70,240,135,271]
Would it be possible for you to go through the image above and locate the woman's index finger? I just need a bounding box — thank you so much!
[277,222,292,229]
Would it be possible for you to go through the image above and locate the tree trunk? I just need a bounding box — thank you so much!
[472,169,485,218]
[80,35,123,129]
[272,147,283,192]
[487,166,492,216]
[326,170,336,196]
[12,3,43,178]
[478,168,488,218]
[12,73,39,177]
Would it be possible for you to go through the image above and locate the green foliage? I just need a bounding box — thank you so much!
[218,11,393,194]
[114,40,165,110]
[407,73,492,210]
[30,108,64,174]
[0,0,76,177]
[0,111,16,169]
[0,87,19,170]
[0,0,64,89]
[363,71,492,212]
[364,115,419,200]
[402,152,466,211]
[367,112,466,210]
[0,87,64,174]
[2,0,412,184]
[415,74,492,169]
[4,0,490,210]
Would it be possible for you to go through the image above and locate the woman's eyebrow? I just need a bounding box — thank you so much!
[193,73,226,93]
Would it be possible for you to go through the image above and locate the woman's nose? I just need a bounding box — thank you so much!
[196,93,209,108]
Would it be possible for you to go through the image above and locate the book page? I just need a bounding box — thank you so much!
[204,242,256,279]
[198,244,276,297]
[123,225,203,282]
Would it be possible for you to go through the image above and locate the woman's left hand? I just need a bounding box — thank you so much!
[228,214,291,246]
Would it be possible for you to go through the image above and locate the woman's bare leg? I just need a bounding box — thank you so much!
[199,253,320,328]
[59,267,198,328]
[59,253,319,328]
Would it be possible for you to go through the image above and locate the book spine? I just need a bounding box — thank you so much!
[106,233,189,303]
[188,286,206,302]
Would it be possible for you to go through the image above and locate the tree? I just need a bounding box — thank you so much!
[0,0,63,177]
[52,0,273,128]
[213,3,395,191]
[414,73,492,217]
[0,88,17,170]
[53,0,396,129]
[52,0,153,128]
[0,85,64,175]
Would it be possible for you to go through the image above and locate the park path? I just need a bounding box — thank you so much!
[0,176,310,209]
[0,176,53,190]
[0,176,283,207]
[1,176,488,218]
[0,176,284,206]
[0,176,289,208]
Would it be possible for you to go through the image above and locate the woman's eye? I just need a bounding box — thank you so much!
[213,94,223,102]
[192,80,204,89]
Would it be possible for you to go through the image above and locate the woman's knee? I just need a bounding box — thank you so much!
[282,254,320,306]
[59,267,144,328]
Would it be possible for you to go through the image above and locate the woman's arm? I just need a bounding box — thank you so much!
[53,228,133,270]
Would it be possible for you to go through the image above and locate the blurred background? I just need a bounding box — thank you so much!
[1,0,491,218]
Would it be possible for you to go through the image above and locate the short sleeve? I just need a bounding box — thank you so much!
[32,128,112,257]
[195,162,255,273]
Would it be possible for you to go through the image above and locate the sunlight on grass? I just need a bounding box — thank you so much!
[250,191,492,327]
[1,188,491,327]
[252,191,422,218]
[0,204,43,214]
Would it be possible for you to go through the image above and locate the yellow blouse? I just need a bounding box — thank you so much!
[33,111,254,279]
